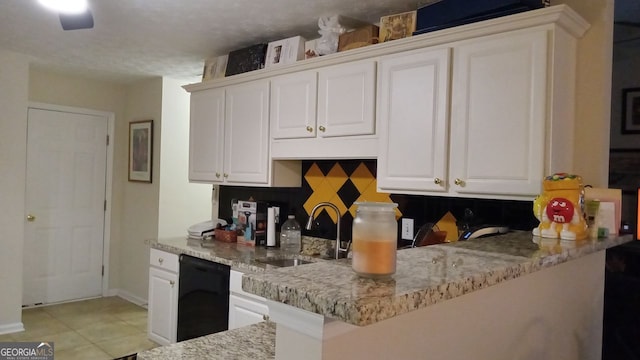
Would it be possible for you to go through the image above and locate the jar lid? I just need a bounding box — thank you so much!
[354,201,398,211]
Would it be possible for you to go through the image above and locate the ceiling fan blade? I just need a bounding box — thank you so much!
[59,9,94,30]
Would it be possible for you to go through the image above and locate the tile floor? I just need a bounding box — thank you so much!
[0,296,158,360]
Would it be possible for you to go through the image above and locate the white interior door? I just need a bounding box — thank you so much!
[23,108,108,306]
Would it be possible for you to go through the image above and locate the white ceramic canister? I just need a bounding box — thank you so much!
[351,202,398,279]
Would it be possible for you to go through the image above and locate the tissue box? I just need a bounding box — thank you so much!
[265,36,306,68]
[225,43,268,77]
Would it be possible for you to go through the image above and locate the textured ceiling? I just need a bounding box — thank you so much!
[0,0,434,83]
[0,1,636,84]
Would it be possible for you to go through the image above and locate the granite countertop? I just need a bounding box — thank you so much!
[137,321,275,360]
[242,231,633,326]
[151,236,334,272]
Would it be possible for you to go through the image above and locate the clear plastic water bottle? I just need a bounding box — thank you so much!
[280,215,301,253]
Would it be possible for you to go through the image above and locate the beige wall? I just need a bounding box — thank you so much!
[119,78,163,301]
[158,77,211,238]
[557,0,614,186]
[0,50,29,332]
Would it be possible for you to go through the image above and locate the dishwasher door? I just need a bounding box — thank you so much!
[177,254,230,341]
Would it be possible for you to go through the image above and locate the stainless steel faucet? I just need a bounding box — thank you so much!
[305,202,349,260]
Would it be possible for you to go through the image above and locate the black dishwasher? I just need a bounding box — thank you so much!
[177,254,230,342]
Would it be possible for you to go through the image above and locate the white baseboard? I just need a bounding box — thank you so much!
[0,322,24,336]
[109,288,148,308]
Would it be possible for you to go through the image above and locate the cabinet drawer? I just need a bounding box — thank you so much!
[149,248,179,273]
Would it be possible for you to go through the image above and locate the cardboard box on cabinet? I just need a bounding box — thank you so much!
[338,24,379,52]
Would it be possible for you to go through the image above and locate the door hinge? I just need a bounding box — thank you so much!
[106,135,110,146]
[102,265,104,276]
[104,199,107,211]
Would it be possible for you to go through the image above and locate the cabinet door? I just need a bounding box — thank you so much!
[224,80,270,184]
[148,267,178,345]
[271,71,317,139]
[189,88,225,182]
[228,294,269,330]
[377,48,451,193]
[450,30,547,196]
[317,60,376,138]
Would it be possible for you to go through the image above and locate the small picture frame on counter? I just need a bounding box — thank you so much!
[622,87,640,134]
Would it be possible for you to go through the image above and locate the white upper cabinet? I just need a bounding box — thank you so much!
[185,6,588,195]
[317,60,376,138]
[270,71,318,140]
[189,88,225,182]
[224,80,270,184]
[189,80,298,186]
[377,47,451,193]
[449,29,548,197]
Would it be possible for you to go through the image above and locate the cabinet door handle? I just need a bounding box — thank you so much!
[158,258,164,264]
[215,172,221,178]
[223,173,229,178]
[454,178,464,186]
[263,314,270,321]
[434,178,442,185]
[169,280,175,287]
[318,126,326,132]
[26,214,36,222]
[306,126,313,132]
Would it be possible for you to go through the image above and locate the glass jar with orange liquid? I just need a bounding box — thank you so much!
[351,202,398,279]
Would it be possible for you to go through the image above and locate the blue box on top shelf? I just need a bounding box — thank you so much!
[414,0,549,35]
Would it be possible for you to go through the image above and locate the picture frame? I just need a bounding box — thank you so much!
[609,149,640,194]
[379,11,416,43]
[128,120,153,183]
[202,55,228,81]
[622,87,640,134]
[265,36,306,68]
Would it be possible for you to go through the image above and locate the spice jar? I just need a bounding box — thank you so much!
[351,202,398,279]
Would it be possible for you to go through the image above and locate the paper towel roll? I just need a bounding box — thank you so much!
[267,207,276,247]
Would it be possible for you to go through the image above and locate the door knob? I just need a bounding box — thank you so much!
[306,126,313,132]
[26,214,36,222]
[434,178,442,185]
[215,173,221,178]
[318,126,326,132]
[454,178,464,186]
[223,173,229,178]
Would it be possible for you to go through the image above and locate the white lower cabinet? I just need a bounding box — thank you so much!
[148,249,179,345]
[228,270,268,330]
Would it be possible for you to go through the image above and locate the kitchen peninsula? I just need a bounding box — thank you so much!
[139,232,632,360]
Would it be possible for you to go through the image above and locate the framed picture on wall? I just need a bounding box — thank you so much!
[622,87,640,134]
[128,120,153,183]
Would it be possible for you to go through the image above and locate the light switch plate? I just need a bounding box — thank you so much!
[402,218,414,240]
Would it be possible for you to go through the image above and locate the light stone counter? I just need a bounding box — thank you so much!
[150,236,334,272]
[137,321,275,360]
[242,231,633,326]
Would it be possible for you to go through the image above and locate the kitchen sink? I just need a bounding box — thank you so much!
[254,257,314,267]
